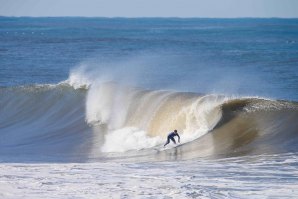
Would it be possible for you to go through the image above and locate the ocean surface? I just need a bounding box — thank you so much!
[0,17,298,198]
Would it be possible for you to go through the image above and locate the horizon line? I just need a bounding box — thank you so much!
[1,15,298,19]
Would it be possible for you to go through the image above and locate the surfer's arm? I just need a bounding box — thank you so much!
[176,133,180,143]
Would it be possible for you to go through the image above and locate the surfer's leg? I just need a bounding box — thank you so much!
[170,137,176,144]
[164,137,170,147]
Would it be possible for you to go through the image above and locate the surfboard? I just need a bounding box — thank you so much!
[154,143,181,152]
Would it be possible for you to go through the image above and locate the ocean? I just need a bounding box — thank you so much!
[0,17,298,198]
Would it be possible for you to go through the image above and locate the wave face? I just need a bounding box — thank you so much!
[174,98,298,159]
[1,82,298,162]
[0,85,91,162]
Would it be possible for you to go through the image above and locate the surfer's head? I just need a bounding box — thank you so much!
[174,129,177,133]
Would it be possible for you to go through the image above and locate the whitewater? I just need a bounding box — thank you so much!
[1,17,298,198]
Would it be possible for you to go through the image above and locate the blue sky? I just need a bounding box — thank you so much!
[1,0,298,18]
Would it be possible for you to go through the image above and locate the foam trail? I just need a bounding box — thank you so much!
[101,127,162,152]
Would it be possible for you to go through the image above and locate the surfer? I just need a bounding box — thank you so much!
[164,130,180,147]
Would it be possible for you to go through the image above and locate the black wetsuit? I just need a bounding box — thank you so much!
[164,131,180,147]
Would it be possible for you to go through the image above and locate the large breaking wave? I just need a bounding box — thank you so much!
[0,69,298,162]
